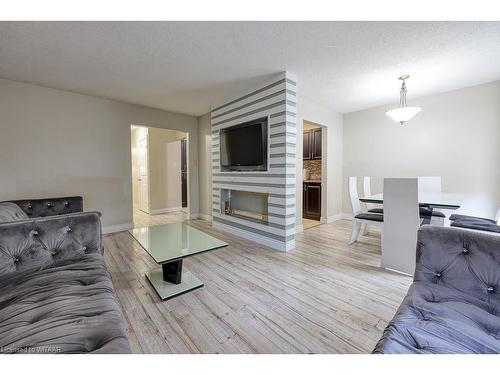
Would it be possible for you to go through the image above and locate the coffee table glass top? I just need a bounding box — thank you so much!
[129,222,228,264]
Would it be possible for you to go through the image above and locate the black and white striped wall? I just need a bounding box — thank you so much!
[211,72,297,251]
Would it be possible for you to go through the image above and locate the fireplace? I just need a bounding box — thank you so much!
[220,189,268,224]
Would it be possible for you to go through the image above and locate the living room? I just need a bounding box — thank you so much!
[1,1,500,372]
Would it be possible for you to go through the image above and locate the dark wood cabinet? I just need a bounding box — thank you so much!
[311,128,322,160]
[181,138,188,208]
[303,128,321,160]
[303,182,321,220]
[303,130,312,160]
[181,171,188,208]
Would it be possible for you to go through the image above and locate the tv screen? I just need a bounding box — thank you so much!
[220,118,268,171]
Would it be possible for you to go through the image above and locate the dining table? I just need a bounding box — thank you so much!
[359,191,463,210]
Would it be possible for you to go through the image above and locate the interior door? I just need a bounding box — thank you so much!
[137,136,149,213]
[166,141,182,209]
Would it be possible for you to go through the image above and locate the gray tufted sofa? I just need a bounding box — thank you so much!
[0,197,131,354]
[374,226,500,353]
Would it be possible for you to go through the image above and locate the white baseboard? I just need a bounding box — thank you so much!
[149,207,182,215]
[212,221,295,252]
[341,213,353,221]
[102,223,134,235]
[198,213,212,222]
[326,213,343,223]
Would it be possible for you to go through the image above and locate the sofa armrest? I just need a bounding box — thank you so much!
[414,226,500,298]
[0,196,83,218]
[0,211,102,277]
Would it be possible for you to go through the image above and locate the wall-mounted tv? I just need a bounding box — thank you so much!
[220,117,268,171]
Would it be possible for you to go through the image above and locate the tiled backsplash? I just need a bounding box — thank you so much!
[304,159,322,180]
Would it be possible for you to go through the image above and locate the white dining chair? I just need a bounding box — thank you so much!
[417,176,445,225]
[362,176,383,235]
[381,178,420,275]
[348,176,383,245]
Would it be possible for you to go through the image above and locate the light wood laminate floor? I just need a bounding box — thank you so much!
[103,211,411,353]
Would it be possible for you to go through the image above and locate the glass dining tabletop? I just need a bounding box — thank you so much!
[360,192,463,209]
[129,222,228,264]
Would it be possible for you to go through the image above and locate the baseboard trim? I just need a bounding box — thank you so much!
[212,221,295,252]
[326,213,343,223]
[188,212,199,220]
[102,223,134,235]
[150,207,182,215]
[198,213,212,222]
[341,213,353,221]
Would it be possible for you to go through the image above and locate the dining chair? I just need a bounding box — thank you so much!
[348,176,383,245]
[362,176,383,235]
[417,176,445,224]
[449,207,500,225]
[363,176,383,214]
[381,178,420,275]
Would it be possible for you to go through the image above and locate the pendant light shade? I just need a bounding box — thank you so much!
[385,75,422,125]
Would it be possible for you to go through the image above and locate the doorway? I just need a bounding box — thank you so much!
[131,125,189,220]
[302,122,324,230]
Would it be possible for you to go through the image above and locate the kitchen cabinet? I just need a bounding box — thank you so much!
[303,128,322,160]
[303,181,321,220]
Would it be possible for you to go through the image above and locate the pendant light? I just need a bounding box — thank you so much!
[385,75,422,125]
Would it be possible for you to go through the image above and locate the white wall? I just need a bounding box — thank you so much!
[296,95,344,229]
[197,113,213,220]
[0,78,199,232]
[343,80,500,219]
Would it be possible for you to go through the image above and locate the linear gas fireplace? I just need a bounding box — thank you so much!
[220,189,269,224]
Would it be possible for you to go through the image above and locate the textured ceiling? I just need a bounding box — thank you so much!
[1,21,499,116]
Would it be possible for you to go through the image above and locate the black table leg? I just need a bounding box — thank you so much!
[162,259,183,284]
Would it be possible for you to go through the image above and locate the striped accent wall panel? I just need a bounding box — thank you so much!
[211,72,297,251]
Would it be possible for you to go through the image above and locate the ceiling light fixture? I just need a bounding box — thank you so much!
[385,75,422,125]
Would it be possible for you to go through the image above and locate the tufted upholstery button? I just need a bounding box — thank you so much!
[435,272,442,278]
[32,230,39,236]
[64,201,70,206]
[13,257,19,263]
[462,247,468,254]
[487,287,494,293]
[66,226,72,233]
[27,204,32,209]
[82,246,88,253]
[47,202,53,208]
[50,250,57,255]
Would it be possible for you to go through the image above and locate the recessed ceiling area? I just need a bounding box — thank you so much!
[1,21,499,116]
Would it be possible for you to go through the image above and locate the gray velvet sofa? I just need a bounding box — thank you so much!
[0,197,131,354]
[374,226,500,353]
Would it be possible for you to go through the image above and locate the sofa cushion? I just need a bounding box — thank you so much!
[0,253,131,353]
[0,203,28,223]
[373,282,500,353]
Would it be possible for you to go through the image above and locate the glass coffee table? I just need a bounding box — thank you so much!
[129,222,228,300]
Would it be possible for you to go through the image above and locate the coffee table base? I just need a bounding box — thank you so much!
[145,267,204,300]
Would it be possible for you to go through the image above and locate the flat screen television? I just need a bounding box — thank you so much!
[220,117,268,171]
